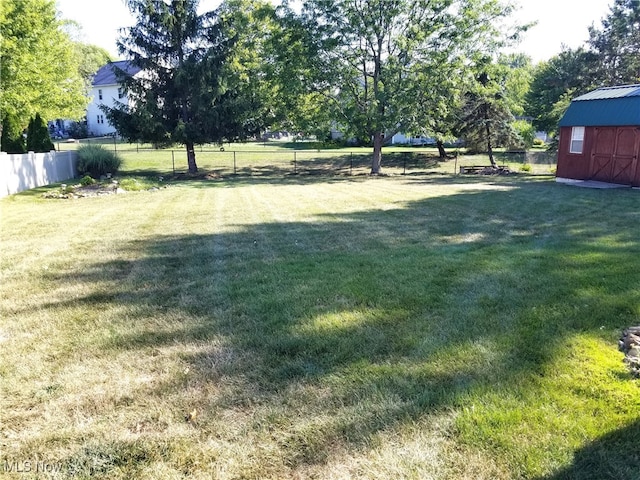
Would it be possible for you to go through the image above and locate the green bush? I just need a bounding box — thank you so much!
[26,113,55,153]
[77,145,122,178]
[1,113,26,154]
[80,175,95,186]
[520,163,532,172]
[67,121,88,139]
[512,120,535,149]
[533,138,545,147]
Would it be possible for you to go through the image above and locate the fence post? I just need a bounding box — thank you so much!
[294,151,297,174]
[233,151,237,175]
[350,152,353,175]
[172,150,175,175]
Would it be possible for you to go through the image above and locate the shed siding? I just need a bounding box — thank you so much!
[557,125,640,186]
[557,126,593,180]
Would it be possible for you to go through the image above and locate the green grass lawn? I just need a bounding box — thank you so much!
[56,139,556,177]
[1,168,638,479]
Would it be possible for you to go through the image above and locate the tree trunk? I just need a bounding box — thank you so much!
[186,142,198,174]
[436,140,447,159]
[371,132,384,174]
[484,105,496,167]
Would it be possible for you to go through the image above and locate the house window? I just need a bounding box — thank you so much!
[97,115,104,124]
[118,87,124,99]
[570,126,585,154]
[98,89,103,101]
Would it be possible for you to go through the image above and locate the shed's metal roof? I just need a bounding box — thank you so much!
[92,61,141,86]
[573,84,640,101]
[559,84,640,127]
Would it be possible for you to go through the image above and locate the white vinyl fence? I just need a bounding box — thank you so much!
[0,150,78,198]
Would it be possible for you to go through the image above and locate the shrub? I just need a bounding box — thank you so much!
[77,145,122,178]
[80,175,95,186]
[1,113,26,154]
[512,120,535,150]
[533,138,545,147]
[67,121,89,139]
[26,113,55,153]
[520,163,532,172]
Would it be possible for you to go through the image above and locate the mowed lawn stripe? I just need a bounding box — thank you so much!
[0,176,638,479]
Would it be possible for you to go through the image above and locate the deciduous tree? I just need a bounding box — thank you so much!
[285,0,518,173]
[0,0,87,138]
[526,48,598,134]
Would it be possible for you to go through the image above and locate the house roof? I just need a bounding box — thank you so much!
[92,61,141,87]
[559,84,640,127]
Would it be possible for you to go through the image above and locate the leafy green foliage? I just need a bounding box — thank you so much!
[105,0,266,174]
[527,0,640,133]
[459,60,523,164]
[0,0,88,128]
[588,0,640,85]
[74,43,113,87]
[26,113,54,153]
[1,113,26,154]
[76,145,122,178]
[80,175,96,186]
[526,49,598,133]
[512,119,535,149]
[286,0,520,173]
[67,121,89,139]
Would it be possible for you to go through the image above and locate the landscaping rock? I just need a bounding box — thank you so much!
[619,327,640,377]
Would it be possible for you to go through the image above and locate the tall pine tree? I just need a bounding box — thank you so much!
[105,0,256,173]
[459,60,522,166]
[589,0,640,85]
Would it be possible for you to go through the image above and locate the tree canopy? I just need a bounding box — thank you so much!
[279,0,519,173]
[0,0,87,132]
[459,58,522,165]
[105,0,270,173]
[588,0,640,85]
[527,0,640,133]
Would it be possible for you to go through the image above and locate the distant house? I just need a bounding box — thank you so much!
[86,61,141,137]
[389,133,435,146]
[557,85,640,186]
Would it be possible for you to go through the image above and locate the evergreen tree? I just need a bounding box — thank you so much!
[1,113,26,154]
[105,0,259,174]
[588,0,640,85]
[26,113,55,152]
[459,61,522,166]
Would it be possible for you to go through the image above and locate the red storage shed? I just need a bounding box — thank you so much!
[557,84,640,186]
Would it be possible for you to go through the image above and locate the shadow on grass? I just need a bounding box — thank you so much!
[535,419,640,480]
[35,179,640,475]
[119,150,443,180]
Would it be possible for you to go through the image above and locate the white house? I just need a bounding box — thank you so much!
[86,61,141,137]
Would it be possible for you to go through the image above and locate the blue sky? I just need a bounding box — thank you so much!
[56,0,613,63]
